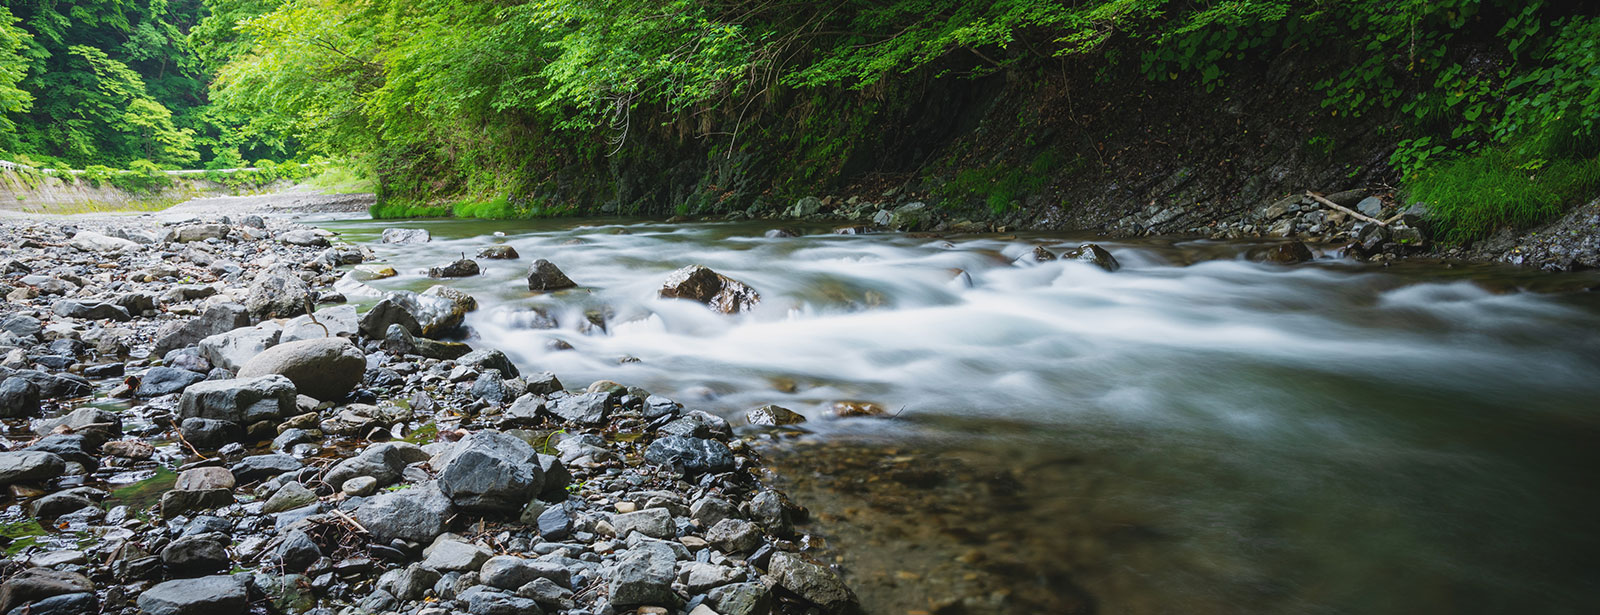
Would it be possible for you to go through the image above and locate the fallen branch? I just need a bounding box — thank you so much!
[1306,191,1387,227]
[172,425,209,460]
[331,508,370,534]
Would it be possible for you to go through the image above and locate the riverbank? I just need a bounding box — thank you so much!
[0,203,857,614]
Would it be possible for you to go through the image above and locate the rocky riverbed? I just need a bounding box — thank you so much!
[0,212,857,615]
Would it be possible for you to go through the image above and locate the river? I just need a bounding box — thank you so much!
[314,215,1600,615]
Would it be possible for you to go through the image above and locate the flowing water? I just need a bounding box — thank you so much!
[315,216,1600,615]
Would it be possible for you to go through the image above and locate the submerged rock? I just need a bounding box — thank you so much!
[769,551,857,611]
[658,265,760,314]
[1250,241,1314,264]
[1063,243,1121,272]
[478,245,519,259]
[746,404,806,426]
[428,258,480,278]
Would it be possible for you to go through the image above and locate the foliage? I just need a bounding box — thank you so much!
[1409,143,1600,243]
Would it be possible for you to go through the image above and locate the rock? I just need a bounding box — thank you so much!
[176,466,236,490]
[428,259,480,278]
[324,441,430,490]
[179,418,243,449]
[377,564,440,601]
[347,264,397,282]
[273,530,321,572]
[607,541,677,607]
[67,230,137,253]
[471,371,512,405]
[135,367,206,397]
[263,481,318,514]
[279,229,330,247]
[745,404,805,426]
[160,534,231,575]
[178,375,297,425]
[198,323,282,372]
[7,592,94,615]
[278,305,359,343]
[1357,196,1384,218]
[175,224,230,243]
[708,582,771,615]
[659,265,760,314]
[526,259,576,291]
[1390,224,1425,247]
[342,476,378,497]
[788,196,823,218]
[420,285,478,314]
[643,436,735,475]
[27,488,98,518]
[462,587,543,615]
[1251,241,1314,264]
[437,432,544,513]
[103,440,155,459]
[32,407,120,436]
[1063,243,1120,272]
[0,377,40,418]
[380,323,471,360]
[52,300,132,321]
[680,562,744,593]
[459,348,520,379]
[236,337,365,401]
[136,574,249,615]
[611,507,674,540]
[768,551,856,610]
[245,269,312,320]
[229,454,303,483]
[763,228,800,238]
[358,291,465,339]
[535,505,573,541]
[153,303,251,357]
[0,569,93,614]
[480,556,572,590]
[423,537,491,571]
[382,228,431,244]
[159,489,233,519]
[545,391,610,425]
[0,451,65,484]
[690,496,737,528]
[354,484,455,543]
[478,245,519,259]
[658,410,732,440]
[706,518,762,553]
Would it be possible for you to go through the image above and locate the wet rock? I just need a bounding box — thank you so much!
[380,323,471,360]
[273,530,321,572]
[437,431,544,513]
[198,323,282,372]
[643,436,735,475]
[160,534,231,575]
[1063,243,1121,272]
[1250,241,1314,264]
[52,300,132,321]
[769,551,857,610]
[230,454,303,483]
[830,400,888,418]
[33,407,120,436]
[706,518,762,553]
[382,228,431,244]
[10,370,92,399]
[764,228,800,238]
[459,348,520,379]
[788,196,823,218]
[342,476,378,497]
[1357,196,1384,218]
[545,391,610,425]
[0,377,40,418]
[159,488,234,519]
[611,507,674,540]
[607,541,678,607]
[354,483,455,543]
[0,569,93,614]
[659,410,732,440]
[27,487,99,518]
[428,258,480,278]
[178,375,297,425]
[421,285,479,314]
[0,451,65,484]
[680,562,744,593]
[526,259,577,291]
[324,441,430,490]
[135,366,207,397]
[103,439,155,459]
[358,291,465,339]
[136,574,249,615]
[237,337,365,401]
[690,496,737,528]
[179,418,243,449]
[659,265,761,314]
[152,303,251,357]
[478,245,519,259]
[245,268,313,321]
[746,404,805,426]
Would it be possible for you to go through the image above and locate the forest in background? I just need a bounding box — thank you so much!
[1,0,1597,242]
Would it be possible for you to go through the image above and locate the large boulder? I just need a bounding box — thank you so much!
[768,552,858,611]
[198,323,281,372]
[659,265,760,314]
[643,436,735,475]
[136,574,249,615]
[358,291,465,339]
[354,484,455,544]
[437,432,544,513]
[0,451,65,485]
[177,375,297,425]
[0,377,41,418]
[245,268,312,321]
[237,337,365,401]
[526,260,576,291]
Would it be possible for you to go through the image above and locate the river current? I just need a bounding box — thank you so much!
[315,216,1600,615]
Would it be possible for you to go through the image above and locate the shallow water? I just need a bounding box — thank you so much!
[315,215,1600,614]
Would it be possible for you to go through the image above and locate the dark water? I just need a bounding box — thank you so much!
[312,215,1600,614]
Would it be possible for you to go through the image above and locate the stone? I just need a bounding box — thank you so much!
[136,574,249,615]
[379,323,471,360]
[324,441,430,490]
[153,303,251,357]
[103,439,155,459]
[178,375,297,425]
[347,264,397,282]
[1357,196,1384,218]
[354,484,455,544]
[545,391,610,425]
[612,507,675,540]
[0,451,64,484]
[136,366,207,397]
[9,370,92,399]
[377,564,440,601]
[27,488,98,518]
[160,534,231,575]
[788,196,822,218]
[176,466,236,491]
[1251,241,1314,264]
[358,291,465,339]
[245,268,313,321]
[658,410,731,440]
[768,551,856,610]
[706,518,762,553]
[31,407,119,436]
[459,348,520,379]
[680,562,743,593]
[382,228,431,244]
[52,300,132,321]
[179,418,243,449]
[708,582,770,615]
[690,496,737,528]
[423,537,491,571]
[273,530,321,572]
[478,245,519,259]
[278,305,359,343]
[342,476,379,497]
[1063,243,1121,272]
[745,404,805,426]
[437,431,544,513]
[67,230,137,253]
[536,505,573,541]
[480,556,571,590]
[237,337,365,401]
[428,258,479,278]
[263,481,318,514]
[420,285,478,314]
[198,323,282,372]
[471,371,511,405]
[159,489,234,519]
[29,550,87,568]
[526,259,577,291]
[659,265,760,314]
[279,230,330,247]
[607,541,677,607]
[175,224,230,243]
[10,592,95,615]
[643,436,735,475]
[0,569,93,614]
[0,377,40,418]
[462,587,543,615]
[229,453,303,483]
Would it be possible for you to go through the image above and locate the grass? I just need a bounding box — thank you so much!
[13,196,187,215]
[303,164,376,194]
[1,519,45,557]
[369,193,579,220]
[1407,144,1600,243]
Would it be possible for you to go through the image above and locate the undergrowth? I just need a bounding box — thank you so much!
[1408,144,1600,243]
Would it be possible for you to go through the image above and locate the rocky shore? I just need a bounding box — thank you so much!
[0,212,856,615]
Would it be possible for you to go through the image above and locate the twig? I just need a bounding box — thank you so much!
[172,426,209,460]
[1306,191,1387,227]
[303,297,330,338]
[331,509,370,534]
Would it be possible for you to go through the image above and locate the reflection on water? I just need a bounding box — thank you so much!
[314,215,1600,614]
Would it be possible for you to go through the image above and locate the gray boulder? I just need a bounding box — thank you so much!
[324,441,430,491]
[0,451,65,485]
[358,291,465,339]
[545,391,610,425]
[459,348,520,379]
[278,305,358,343]
[279,229,329,247]
[526,259,576,291]
[136,574,249,615]
[177,375,297,424]
[236,337,365,401]
[380,323,471,360]
[428,259,479,278]
[479,555,571,590]
[245,269,312,320]
[135,367,206,398]
[0,569,93,614]
[354,483,454,544]
[174,224,229,243]
[643,435,735,475]
[52,300,132,321]
[1063,243,1120,272]
[606,541,677,607]
[152,303,250,357]
[477,245,518,259]
[437,432,544,513]
[67,231,136,253]
[160,534,231,575]
[769,551,857,610]
[0,377,40,418]
[611,508,674,540]
[197,323,281,372]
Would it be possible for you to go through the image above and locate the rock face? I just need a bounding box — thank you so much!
[237,337,365,401]
[177,375,297,425]
[1063,243,1121,272]
[428,258,480,278]
[658,265,760,314]
[769,551,857,610]
[136,574,249,615]
[643,436,735,475]
[526,259,576,291]
[245,268,313,320]
[382,228,431,244]
[437,432,544,513]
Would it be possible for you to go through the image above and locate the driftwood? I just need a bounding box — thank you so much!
[1306,191,1387,227]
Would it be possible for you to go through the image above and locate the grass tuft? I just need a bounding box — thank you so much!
[1409,144,1600,244]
